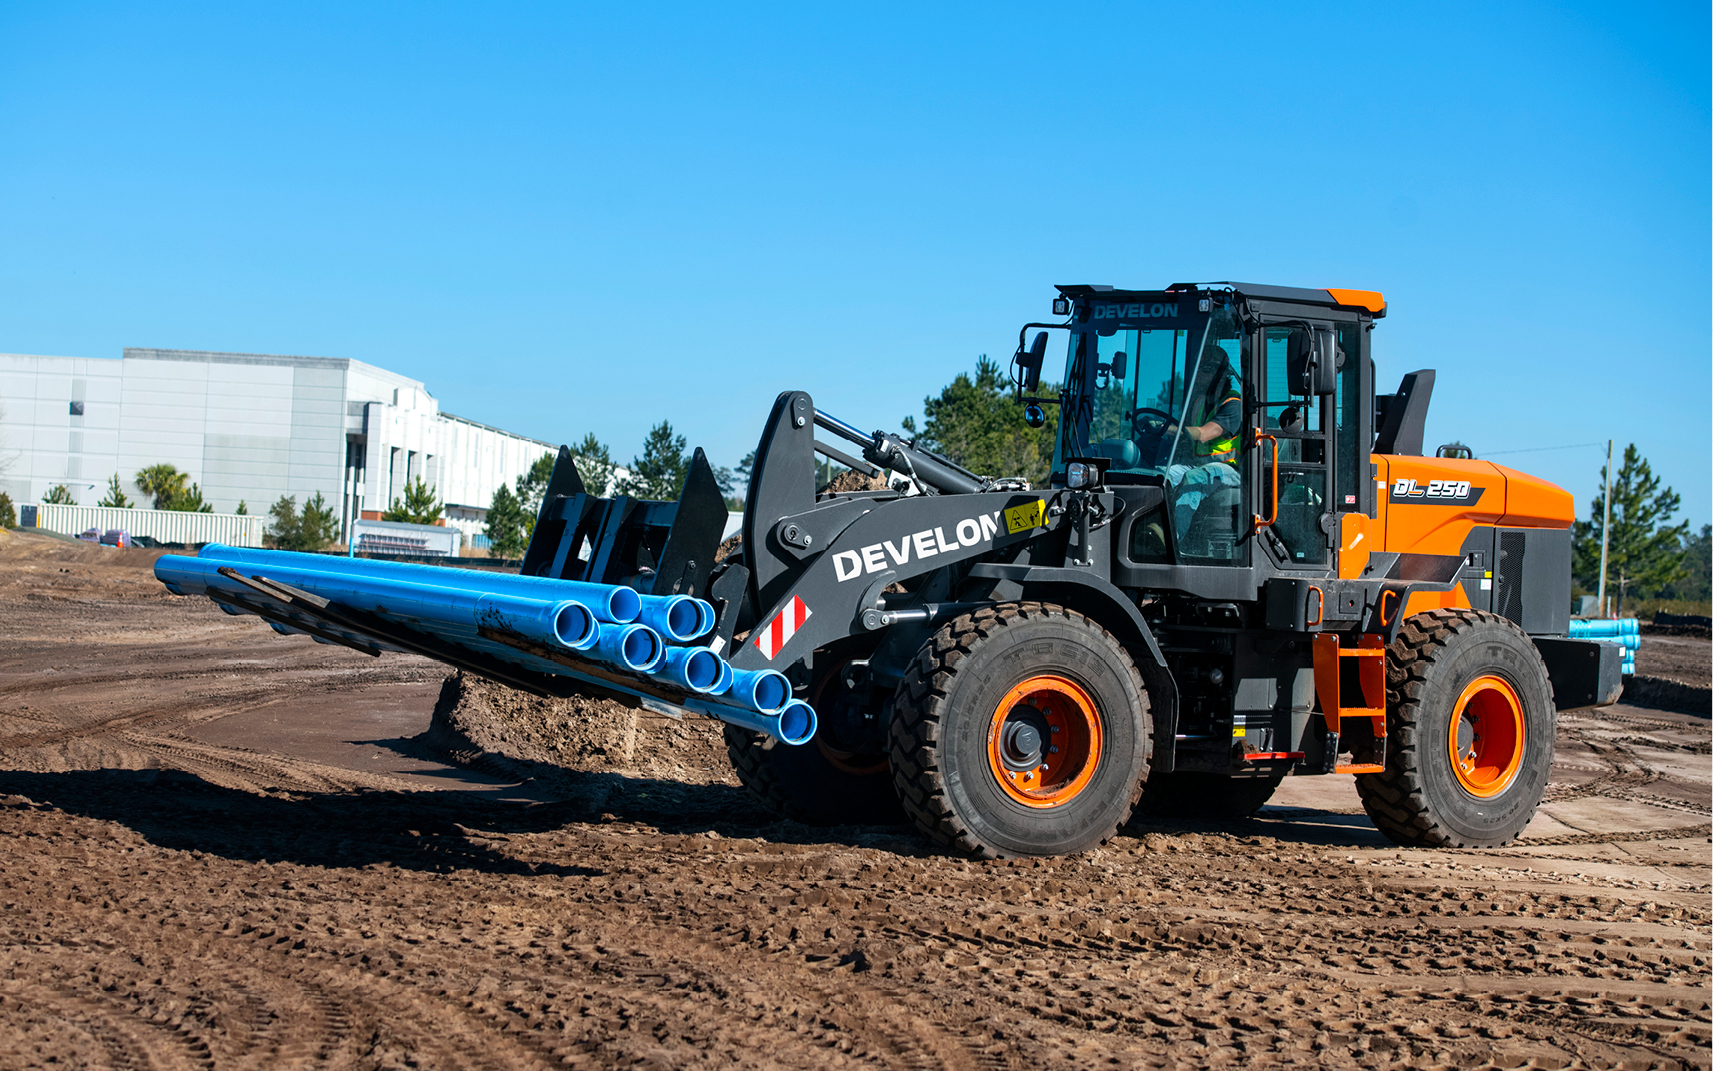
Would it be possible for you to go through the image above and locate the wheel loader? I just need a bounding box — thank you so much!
[155,280,1623,858]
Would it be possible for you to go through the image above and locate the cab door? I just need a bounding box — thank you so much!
[1256,325,1334,567]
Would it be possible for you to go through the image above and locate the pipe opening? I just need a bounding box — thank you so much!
[681,648,720,691]
[623,627,658,670]
[553,603,595,648]
[666,600,700,640]
[777,701,816,745]
[606,586,642,623]
[751,673,788,713]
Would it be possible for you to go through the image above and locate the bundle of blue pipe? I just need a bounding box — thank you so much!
[1568,618,1639,676]
[154,545,817,744]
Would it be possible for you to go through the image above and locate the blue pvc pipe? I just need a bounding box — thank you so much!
[1570,619,1641,641]
[158,553,599,654]
[593,622,660,672]
[708,657,733,697]
[161,546,821,734]
[658,646,725,693]
[723,667,791,715]
[684,697,817,746]
[638,633,670,674]
[190,545,643,623]
[636,594,716,642]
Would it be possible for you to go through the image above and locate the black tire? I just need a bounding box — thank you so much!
[1138,771,1284,819]
[722,657,905,826]
[889,602,1149,858]
[1355,608,1556,848]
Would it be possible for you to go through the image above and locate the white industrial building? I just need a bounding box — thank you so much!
[0,347,560,545]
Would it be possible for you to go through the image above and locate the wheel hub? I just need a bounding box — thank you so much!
[1446,674,1525,798]
[986,675,1102,808]
[998,706,1048,771]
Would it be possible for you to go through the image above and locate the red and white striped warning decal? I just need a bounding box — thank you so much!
[754,596,812,660]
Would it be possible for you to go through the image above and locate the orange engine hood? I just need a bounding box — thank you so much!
[1374,455,1574,558]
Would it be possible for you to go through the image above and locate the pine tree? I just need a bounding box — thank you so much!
[1660,524,1711,605]
[266,493,339,551]
[299,492,338,548]
[1572,444,1689,613]
[571,433,616,498]
[42,485,75,505]
[910,355,1060,489]
[485,483,528,560]
[266,496,301,550]
[235,500,248,515]
[97,473,133,508]
[172,483,215,513]
[629,422,688,501]
[0,493,14,528]
[382,477,442,524]
[514,452,558,521]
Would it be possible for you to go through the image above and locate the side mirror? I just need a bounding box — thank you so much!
[1310,327,1341,395]
[1108,350,1127,382]
[1286,326,1340,395]
[1016,332,1048,392]
[1023,403,1046,428]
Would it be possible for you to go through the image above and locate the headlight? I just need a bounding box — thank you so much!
[1066,463,1092,489]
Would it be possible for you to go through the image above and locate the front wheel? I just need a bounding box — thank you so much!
[1355,609,1556,848]
[889,603,1149,858]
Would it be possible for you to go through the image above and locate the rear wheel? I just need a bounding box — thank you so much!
[723,655,904,826]
[1138,771,1284,819]
[889,603,1149,858]
[1355,609,1555,848]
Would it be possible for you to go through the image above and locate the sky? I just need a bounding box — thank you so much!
[1,2,1708,527]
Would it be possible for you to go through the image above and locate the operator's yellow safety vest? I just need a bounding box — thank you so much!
[1192,387,1242,465]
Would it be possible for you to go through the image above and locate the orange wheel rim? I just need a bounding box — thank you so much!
[986,675,1102,808]
[1446,674,1525,798]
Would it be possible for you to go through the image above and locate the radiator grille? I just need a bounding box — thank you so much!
[1496,531,1526,623]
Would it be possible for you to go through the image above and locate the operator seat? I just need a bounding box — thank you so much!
[1181,484,1241,561]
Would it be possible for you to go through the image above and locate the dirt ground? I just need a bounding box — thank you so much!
[0,529,1708,1070]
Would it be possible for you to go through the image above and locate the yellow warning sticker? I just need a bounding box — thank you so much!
[1003,498,1046,534]
[1231,725,1247,738]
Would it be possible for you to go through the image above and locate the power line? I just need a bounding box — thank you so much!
[1481,442,1607,456]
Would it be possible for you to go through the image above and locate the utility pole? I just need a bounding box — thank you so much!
[1597,438,1612,617]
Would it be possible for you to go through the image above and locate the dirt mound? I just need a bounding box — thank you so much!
[418,672,777,824]
[819,468,887,494]
[0,526,174,568]
[427,671,735,785]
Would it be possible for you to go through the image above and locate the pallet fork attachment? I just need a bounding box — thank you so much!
[521,445,730,602]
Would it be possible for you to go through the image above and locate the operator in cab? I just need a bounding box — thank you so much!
[1168,344,1242,466]
[1165,342,1243,484]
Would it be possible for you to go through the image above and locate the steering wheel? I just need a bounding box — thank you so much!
[1130,407,1172,439]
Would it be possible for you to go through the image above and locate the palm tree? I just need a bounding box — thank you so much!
[135,464,190,510]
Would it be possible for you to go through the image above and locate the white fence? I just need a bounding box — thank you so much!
[21,503,266,548]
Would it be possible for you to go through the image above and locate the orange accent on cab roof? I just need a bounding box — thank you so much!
[1325,288,1387,313]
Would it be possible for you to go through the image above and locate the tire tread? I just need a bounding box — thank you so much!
[1354,608,1554,848]
[888,602,1146,858]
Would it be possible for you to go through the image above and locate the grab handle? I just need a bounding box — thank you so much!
[1253,432,1280,529]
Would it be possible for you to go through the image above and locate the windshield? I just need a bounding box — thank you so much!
[1058,304,1245,476]
[1053,298,1248,564]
